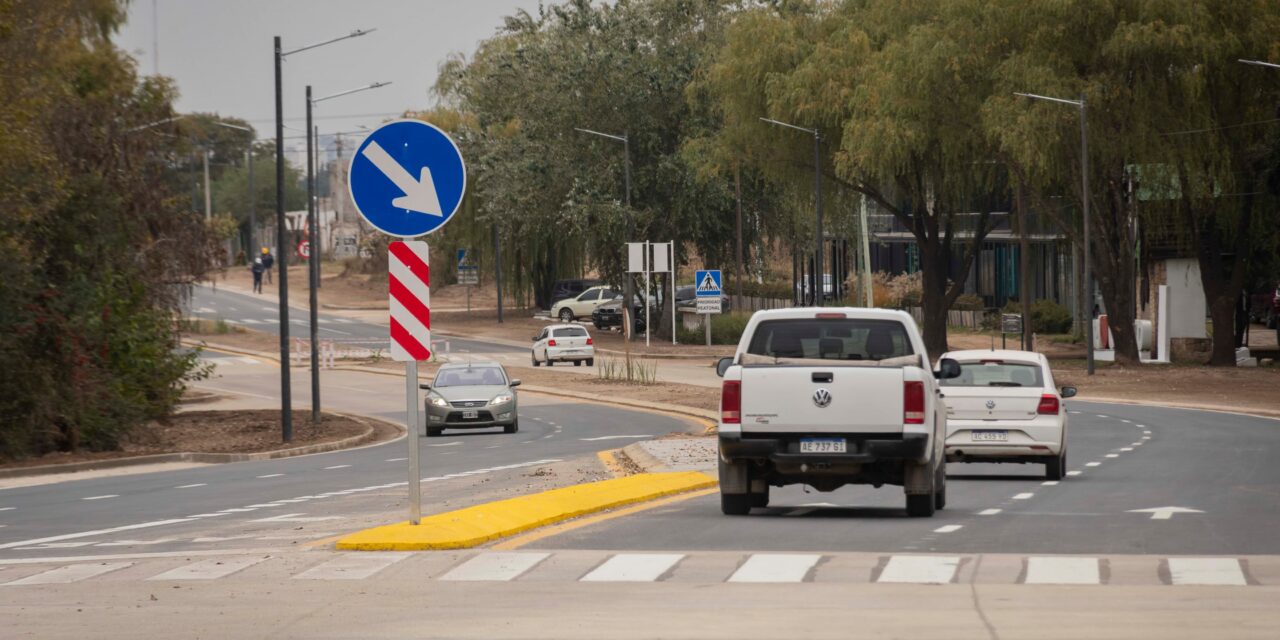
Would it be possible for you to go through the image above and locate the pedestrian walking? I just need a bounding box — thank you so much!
[261,247,274,285]
[251,257,265,294]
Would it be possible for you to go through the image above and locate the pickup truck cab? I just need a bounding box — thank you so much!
[715,308,960,517]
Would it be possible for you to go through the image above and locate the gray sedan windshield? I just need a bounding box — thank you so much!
[434,366,506,387]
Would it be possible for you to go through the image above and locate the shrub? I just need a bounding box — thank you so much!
[952,294,985,311]
[871,271,923,309]
[677,312,750,345]
[1001,299,1074,334]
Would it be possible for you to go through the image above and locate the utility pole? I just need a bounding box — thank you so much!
[761,117,822,306]
[273,35,292,441]
[247,149,256,254]
[305,86,321,424]
[493,222,504,323]
[202,148,212,220]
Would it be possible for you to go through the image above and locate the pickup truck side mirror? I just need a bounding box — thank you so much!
[1060,386,1077,398]
[509,379,522,388]
[418,383,431,390]
[715,357,734,377]
[935,358,962,380]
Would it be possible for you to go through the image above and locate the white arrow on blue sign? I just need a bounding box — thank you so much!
[348,119,466,238]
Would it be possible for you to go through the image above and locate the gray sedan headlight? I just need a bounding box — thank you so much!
[489,393,513,406]
[428,396,449,408]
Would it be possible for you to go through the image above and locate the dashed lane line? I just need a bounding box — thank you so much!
[1066,471,1083,476]
[257,474,284,479]
[324,465,351,470]
[82,495,118,501]
[934,525,963,534]
[1086,462,1101,467]
[175,484,206,489]
[978,509,1002,515]
[1012,493,1034,500]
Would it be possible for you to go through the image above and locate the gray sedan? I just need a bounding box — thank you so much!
[421,361,520,436]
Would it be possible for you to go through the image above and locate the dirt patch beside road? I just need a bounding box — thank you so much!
[1055,361,1280,417]
[0,410,372,470]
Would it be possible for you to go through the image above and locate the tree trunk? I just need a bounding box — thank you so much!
[734,164,744,298]
[1017,180,1033,351]
[920,259,950,358]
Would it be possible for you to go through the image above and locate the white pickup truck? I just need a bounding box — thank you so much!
[715,308,960,517]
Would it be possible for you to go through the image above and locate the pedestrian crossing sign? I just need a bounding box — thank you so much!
[695,270,722,297]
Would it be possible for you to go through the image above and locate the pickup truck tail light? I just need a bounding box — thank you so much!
[548,339,557,347]
[721,380,741,424]
[1037,394,1060,415]
[903,381,925,424]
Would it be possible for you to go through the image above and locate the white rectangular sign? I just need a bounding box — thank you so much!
[697,298,722,314]
[458,267,479,286]
[627,242,646,273]
[651,242,671,273]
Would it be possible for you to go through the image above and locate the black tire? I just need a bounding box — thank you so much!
[934,463,947,510]
[545,359,553,367]
[1046,449,1066,481]
[586,358,594,366]
[531,351,540,367]
[426,427,443,438]
[504,419,518,434]
[559,308,574,322]
[906,461,937,517]
[720,491,752,516]
[750,485,770,509]
[573,360,582,367]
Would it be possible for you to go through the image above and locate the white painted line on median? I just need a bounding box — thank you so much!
[1086,462,1101,467]
[257,474,284,479]
[175,484,206,489]
[1132,442,1143,446]
[324,465,351,470]
[578,435,650,442]
[1012,493,1034,500]
[978,509,1002,515]
[728,554,821,583]
[385,457,407,462]
[82,495,118,501]
[3,562,134,586]
[1041,481,1058,486]
[0,507,13,512]
[428,442,461,448]
[1143,430,1152,435]
[245,503,284,509]
[1142,436,1151,440]
[1120,447,1134,452]
[933,525,963,533]
[187,513,228,518]
[877,556,959,584]
[1096,414,1109,418]
[1025,557,1100,585]
[580,554,684,582]
[1105,454,1120,458]
[441,552,550,582]
[1067,471,1082,476]
[294,553,412,580]
[1168,558,1247,586]
[217,508,257,513]
[147,556,270,581]
[250,513,342,523]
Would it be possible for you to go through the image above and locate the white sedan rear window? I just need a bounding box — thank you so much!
[941,361,1044,387]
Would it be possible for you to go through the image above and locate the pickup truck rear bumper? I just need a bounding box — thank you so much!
[720,432,928,465]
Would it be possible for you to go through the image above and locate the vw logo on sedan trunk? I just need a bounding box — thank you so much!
[812,388,832,408]
[986,400,996,409]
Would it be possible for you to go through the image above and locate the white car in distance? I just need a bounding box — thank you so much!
[532,324,596,367]
[550,286,621,322]
[937,349,1075,480]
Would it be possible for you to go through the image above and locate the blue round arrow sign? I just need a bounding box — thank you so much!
[348,119,466,238]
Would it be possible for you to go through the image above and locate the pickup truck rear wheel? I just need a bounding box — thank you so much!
[750,485,770,509]
[905,461,937,517]
[934,464,947,510]
[721,491,752,515]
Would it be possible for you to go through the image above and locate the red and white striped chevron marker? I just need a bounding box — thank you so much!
[388,241,431,361]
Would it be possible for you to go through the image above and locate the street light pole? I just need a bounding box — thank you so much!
[761,117,822,306]
[574,127,635,341]
[273,28,374,441]
[1014,91,1094,375]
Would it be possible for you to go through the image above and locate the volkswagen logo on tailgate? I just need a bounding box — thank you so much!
[812,388,832,408]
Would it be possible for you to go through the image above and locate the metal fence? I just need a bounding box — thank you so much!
[905,307,984,330]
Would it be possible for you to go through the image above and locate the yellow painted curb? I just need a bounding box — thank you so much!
[335,471,717,551]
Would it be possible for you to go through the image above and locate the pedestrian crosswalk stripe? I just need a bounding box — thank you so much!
[580,554,684,582]
[147,557,269,581]
[4,562,132,586]
[293,553,412,581]
[728,554,821,583]
[441,552,549,582]
[1025,557,1100,585]
[877,556,959,584]
[1168,558,1246,586]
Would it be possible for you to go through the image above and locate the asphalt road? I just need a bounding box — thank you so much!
[527,401,1280,555]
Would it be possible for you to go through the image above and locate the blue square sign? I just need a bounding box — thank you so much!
[695,270,722,297]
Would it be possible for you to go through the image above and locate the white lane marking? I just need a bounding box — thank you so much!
[82,495,118,501]
[578,435,650,442]
[1068,411,1081,415]
[1086,462,1101,467]
[238,318,262,324]
[978,508,1002,515]
[1136,424,1146,428]
[1105,454,1120,458]
[257,474,284,479]
[1143,430,1152,435]
[0,507,14,511]
[385,457,407,462]
[1142,436,1151,440]
[1025,557,1100,585]
[933,525,963,533]
[261,318,279,324]
[4,562,133,586]
[94,538,174,547]
[260,306,276,312]
[320,327,353,336]
[1012,493,1034,500]
[441,553,550,581]
[333,318,357,324]
[191,535,255,543]
[1120,419,1131,423]
[294,553,412,580]
[877,556,959,584]
[187,513,229,518]
[147,556,270,581]
[1132,442,1143,446]
[728,554,821,583]
[1041,481,1059,486]
[195,307,215,313]
[324,465,351,470]
[15,542,95,550]
[175,484,206,489]
[1120,447,1134,452]
[428,442,461,448]
[1096,414,1109,418]
[250,513,342,523]
[245,503,284,508]
[580,554,684,582]
[485,445,501,449]
[1168,558,1247,586]
[217,508,257,513]
[1066,471,1082,476]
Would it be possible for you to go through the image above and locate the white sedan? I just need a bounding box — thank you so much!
[937,349,1076,480]
[550,286,621,323]
[531,324,595,367]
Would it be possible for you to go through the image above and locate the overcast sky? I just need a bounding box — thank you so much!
[116,1,546,152]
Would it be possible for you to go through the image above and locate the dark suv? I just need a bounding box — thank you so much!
[547,279,600,309]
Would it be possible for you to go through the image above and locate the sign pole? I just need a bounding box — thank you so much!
[645,241,651,348]
[705,313,711,346]
[670,241,676,345]
[406,359,420,525]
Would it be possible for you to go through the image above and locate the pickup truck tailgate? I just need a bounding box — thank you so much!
[740,366,904,433]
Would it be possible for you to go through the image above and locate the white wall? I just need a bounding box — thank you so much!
[1165,258,1206,339]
